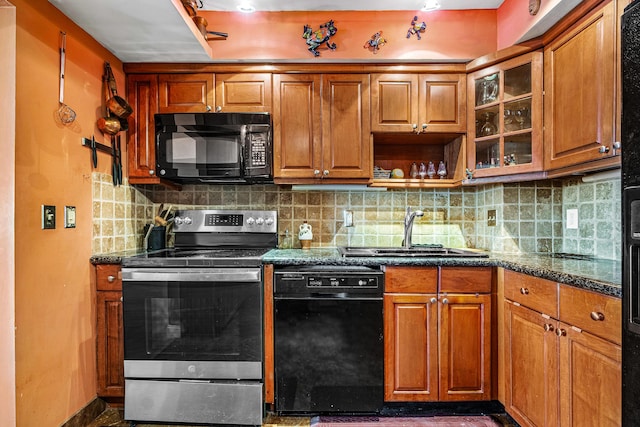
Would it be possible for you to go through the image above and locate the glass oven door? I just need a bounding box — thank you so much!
[121,267,262,380]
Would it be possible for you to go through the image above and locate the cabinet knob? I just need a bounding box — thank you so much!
[520,287,529,295]
[442,298,449,304]
[590,311,605,321]
[555,328,567,337]
[215,106,222,112]
[149,169,155,175]
[544,323,554,332]
[323,170,329,176]
[599,145,610,154]
[430,297,437,304]
[107,275,115,283]
[314,169,320,176]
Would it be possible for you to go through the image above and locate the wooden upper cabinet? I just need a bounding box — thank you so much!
[467,51,544,178]
[273,73,322,179]
[158,73,215,113]
[418,74,466,133]
[544,1,618,171]
[273,73,371,182]
[127,74,159,182]
[371,73,466,133]
[214,73,272,113]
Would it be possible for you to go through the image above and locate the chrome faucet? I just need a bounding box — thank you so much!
[402,206,424,249]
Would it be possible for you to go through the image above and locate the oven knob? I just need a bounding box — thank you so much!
[183,217,192,225]
[265,217,274,226]
[174,217,183,225]
[359,279,368,286]
[246,217,255,225]
[256,217,265,225]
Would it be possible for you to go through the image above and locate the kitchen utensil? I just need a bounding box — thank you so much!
[143,223,155,250]
[162,205,173,220]
[181,0,202,16]
[116,135,123,184]
[206,31,228,40]
[105,63,132,119]
[56,32,76,124]
[98,71,121,135]
[192,16,208,38]
[90,135,97,168]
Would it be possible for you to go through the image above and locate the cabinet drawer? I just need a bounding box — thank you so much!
[440,267,492,293]
[504,270,558,317]
[96,264,122,291]
[385,266,437,293]
[559,285,621,345]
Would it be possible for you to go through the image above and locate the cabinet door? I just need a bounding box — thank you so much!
[384,294,438,402]
[371,74,419,132]
[418,74,466,133]
[158,73,215,113]
[272,74,322,179]
[438,294,492,401]
[214,73,272,112]
[127,74,159,182]
[504,302,559,427]
[321,74,371,179]
[96,291,124,398]
[544,2,617,170]
[558,323,621,427]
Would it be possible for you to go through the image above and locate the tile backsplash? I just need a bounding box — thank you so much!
[92,173,622,260]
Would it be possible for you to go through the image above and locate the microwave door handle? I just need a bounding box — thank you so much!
[240,125,247,170]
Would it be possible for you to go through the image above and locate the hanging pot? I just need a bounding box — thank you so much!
[192,16,208,38]
[104,62,133,119]
[181,0,202,17]
[97,116,120,135]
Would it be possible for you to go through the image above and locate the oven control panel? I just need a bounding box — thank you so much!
[174,209,277,233]
[307,276,380,288]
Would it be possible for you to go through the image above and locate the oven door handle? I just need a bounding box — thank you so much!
[122,268,261,282]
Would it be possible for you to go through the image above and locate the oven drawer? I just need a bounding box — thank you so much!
[125,379,263,425]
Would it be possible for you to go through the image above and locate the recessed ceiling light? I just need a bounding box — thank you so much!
[237,3,255,13]
[421,0,441,11]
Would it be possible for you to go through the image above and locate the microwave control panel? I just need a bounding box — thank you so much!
[250,134,267,167]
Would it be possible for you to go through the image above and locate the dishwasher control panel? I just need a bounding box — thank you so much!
[274,266,384,297]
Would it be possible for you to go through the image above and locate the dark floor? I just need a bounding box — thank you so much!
[87,409,519,427]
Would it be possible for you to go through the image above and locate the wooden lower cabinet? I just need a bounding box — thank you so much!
[504,302,559,427]
[95,264,124,399]
[503,271,621,426]
[384,266,492,402]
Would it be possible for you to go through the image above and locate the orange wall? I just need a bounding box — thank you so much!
[1,2,17,426]
[12,0,124,425]
[200,10,497,61]
[497,0,564,49]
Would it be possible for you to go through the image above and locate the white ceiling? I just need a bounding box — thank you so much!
[48,0,568,63]
[200,0,505,12]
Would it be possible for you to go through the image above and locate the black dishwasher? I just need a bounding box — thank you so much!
[274,266,384,414]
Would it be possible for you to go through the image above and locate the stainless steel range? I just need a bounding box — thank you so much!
[121,209,277,426]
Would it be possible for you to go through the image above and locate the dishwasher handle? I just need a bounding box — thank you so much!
[275,294,383,301]
[122,267,261,283]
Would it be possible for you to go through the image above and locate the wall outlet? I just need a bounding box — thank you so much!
[487,209,497,227]
[566,208,579,229]
[343,209,354,227]
[42,205,55,229]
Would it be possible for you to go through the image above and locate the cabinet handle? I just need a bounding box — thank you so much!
[599,145,610,154]
[442,298,449,304]
[520,287,529,295]
[120,296,123,302]
[430,297,437,304]
[107,275,116,283]
[555,328,567,337]
[544,323,554,332]
[314,170,320,176]
[323,170,329,176]
[590,311,605,321]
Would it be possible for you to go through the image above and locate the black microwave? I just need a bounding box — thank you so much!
[155,112,272,184]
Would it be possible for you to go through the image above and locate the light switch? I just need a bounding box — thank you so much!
[42,205,55,229]
[65,206,76,228]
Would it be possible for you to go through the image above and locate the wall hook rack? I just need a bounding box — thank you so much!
[81,135,113,168]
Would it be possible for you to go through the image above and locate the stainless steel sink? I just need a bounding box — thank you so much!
[337,245,489,258]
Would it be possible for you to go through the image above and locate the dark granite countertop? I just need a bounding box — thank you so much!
[91,248,622,298]
[262,249,622,298]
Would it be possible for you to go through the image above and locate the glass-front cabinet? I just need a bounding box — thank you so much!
[467,52,543,178]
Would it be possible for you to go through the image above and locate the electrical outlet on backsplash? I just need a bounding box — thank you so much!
[91,173,621,261]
